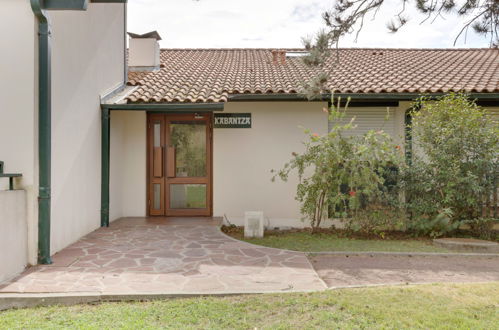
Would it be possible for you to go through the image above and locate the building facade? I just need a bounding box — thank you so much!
[0,3,497,283]
[105,46,498,229]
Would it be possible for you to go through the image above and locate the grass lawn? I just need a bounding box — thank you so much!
[228,231,455,253]
[1,283,497,329]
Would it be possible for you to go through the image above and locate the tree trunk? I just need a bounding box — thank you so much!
[312,190,326,234]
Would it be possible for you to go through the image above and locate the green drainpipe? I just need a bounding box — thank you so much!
[101,108,110,227]
[31,0,52,265]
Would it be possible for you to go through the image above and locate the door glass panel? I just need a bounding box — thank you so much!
[153,184,161,210]
[170,121,206,177]
[153,122,161,147]
[170,184,206,209]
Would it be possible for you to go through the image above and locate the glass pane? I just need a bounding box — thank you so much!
[170,184,206,209]
[153,122,161,147]
[153,184,161,210]
[170,121,206,177]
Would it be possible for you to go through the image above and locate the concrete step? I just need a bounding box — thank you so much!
[433,238,499,253]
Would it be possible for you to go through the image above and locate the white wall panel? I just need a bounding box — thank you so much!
[49,3,125,253]
[213,102,330,228]
[0,190,28,283]
[0,0,38,265]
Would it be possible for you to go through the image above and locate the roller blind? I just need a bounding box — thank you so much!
[328,108,396,138]
[486,108,499,123]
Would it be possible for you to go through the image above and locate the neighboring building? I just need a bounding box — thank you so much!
[0,0,497,284]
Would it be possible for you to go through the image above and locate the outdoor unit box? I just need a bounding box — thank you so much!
[244,211,264,238]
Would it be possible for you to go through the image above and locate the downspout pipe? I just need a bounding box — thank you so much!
[101,107,110,227]
[31,0,52,265]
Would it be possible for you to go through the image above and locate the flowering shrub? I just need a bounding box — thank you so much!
[272,98,404,233]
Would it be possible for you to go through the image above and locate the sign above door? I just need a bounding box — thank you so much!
[213,113,251,128]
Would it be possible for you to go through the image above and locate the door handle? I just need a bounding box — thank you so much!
[167,146,176,178]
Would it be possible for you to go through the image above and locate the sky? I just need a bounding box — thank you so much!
[127,0,489,49]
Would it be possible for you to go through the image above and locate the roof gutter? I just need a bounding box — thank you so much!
[101,103,225,111]
[31,0,52,265]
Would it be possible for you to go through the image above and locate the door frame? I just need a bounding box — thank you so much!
[146,112,213,217]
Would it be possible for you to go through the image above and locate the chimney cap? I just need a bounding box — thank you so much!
[127,31,162,41]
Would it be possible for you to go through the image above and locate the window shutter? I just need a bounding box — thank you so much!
[329,108,396,138]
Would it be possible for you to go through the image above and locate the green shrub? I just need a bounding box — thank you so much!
[465,218,498,240]
[403,93,499,236]
[407,208,463,238]
[342,204,407,237]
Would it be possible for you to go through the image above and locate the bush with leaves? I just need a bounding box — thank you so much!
[403,93,499,237]
[465,218,498,240]
[272,98,405,234]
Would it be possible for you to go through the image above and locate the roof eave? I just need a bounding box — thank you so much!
[228,92,499,102]
[102,92,499,108]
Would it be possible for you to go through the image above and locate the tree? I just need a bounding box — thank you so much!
[323,0,497,46]
[302,0,498,98]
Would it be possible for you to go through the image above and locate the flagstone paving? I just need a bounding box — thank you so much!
[0,218,326,294]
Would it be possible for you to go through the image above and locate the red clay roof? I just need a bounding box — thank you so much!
[126,48,499,103]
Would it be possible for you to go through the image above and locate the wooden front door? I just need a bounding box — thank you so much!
[147,113,212,216]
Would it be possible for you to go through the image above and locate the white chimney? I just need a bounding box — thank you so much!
[127,31,162,71]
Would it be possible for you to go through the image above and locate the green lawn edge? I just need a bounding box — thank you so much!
[226,231,456,253]
[1,283,497,329]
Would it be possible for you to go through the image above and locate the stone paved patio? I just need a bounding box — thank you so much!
[0,218,326,294]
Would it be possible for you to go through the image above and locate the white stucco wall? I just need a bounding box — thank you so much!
[109,102,329,225]
[213,101,412,228]
[0,190,28,283]
[213,102,328,228]
[108,101,409,227]
[110,111,147,220]
[108,101,497,228]
[49,3,125,254]
[0,0,38,265]
[110,111,126,221]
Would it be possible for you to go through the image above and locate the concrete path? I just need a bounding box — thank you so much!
[310,254,499,288]
[0,218,326,295]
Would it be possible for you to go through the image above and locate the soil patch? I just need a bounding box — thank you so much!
[222,226,429,241]
[222,225,498,242]
[221,226,458,253]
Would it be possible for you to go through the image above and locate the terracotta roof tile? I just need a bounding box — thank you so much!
[126,48,499,103]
